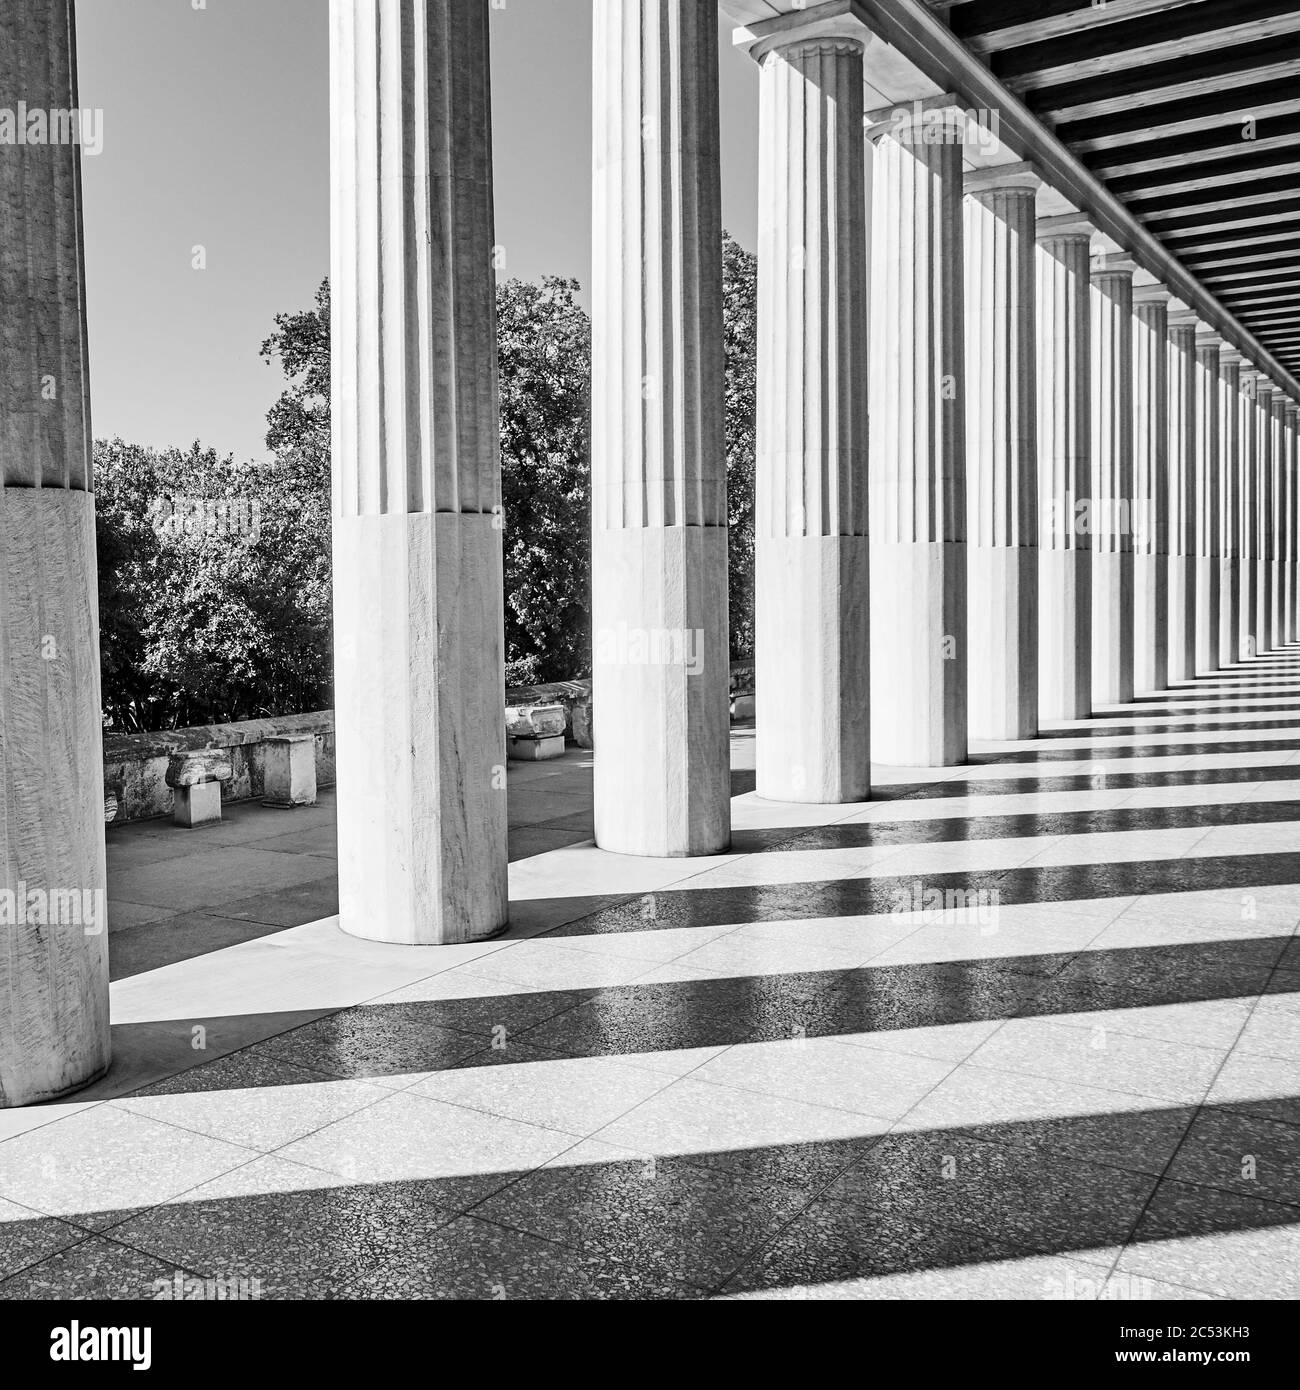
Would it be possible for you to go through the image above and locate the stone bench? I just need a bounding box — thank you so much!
[165,749,234,828]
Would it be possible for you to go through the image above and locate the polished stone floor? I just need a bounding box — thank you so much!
[2,655,1299,1300]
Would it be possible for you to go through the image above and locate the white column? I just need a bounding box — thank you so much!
[746,15,871,804]
[1218,351,1244,668]
[964,167,1040,739]
[1255,380,1276,653]
[1132,286,1170,694]
[1036,222,1093,720]
[1166,313,1199,682]
[1194,331,1222,674]
[1269,394,1289,650]
[593,0,731,843]
[0,0,110,1106]
[1091,256,1136,705]
[1287,403,1300,645]
[330,0,508,944]
[1238,369,1259,660]
[870,102,967,766]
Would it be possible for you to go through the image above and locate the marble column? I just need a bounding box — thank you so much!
[1217,351,1243,668]
[870,101,967,766]
[593,0,731,840]
[1131,286,1170,695]
[1255,379,1276,653]
[1194,331,1222,674]
[1090,256,1136,706]
[1166,312,1199,682]
[1287,403,1300,645]
[1270,394,1290,649]
[1036,222,1093,720]
[0,0,110,1106]
[1238,370,1260,660]
[330,0,508,943]
[964,167,1040,740]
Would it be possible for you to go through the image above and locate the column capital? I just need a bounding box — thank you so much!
[1195,327,1224,352]
[865,94,968,148]
[1036,210,1099,244]
[1132,283,1174,306]
[1219,347,1247,368]
[735,2,874,65]
[1091,252,1138,279]
[964,160,1043,197]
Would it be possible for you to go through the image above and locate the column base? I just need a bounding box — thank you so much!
[969,544,1037,740]
[1039,548,1091,720]
[1134,551,1168,695]
[594,526,732,849]
[1218,558,1239,670]
[1092,550,1135,706]
[1238,558,1257,660]
[333,512,508,945]
[871,539,967,767]
[1167,553,1197,682]
[1256,560,1273,654]
[1195,556,1221,675]
[756,533,870,803]
[0,489,110,1108]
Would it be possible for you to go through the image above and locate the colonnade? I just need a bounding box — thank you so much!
[3,0,1300,1105]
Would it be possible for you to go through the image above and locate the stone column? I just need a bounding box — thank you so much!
[964,166,1040,739]
[1238,369,1259,660]
[870,101,967,766]
[1166,312,1199,682]
[1194,331,1222,674]
[330,0,508,943]
[1218,351,1243,668]
[0,0,110,1106]
[1269,394,1289,649]
[1132,286,1170,694]
[1036,221,1093,720]
[1287,403,1300,645]
[1255,380,1276,653]
[593,0,732,840]
[1090,255,1136,705]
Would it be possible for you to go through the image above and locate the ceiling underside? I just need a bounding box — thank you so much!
[946,0,1300,374]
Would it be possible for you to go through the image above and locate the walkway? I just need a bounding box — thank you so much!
[1,659,1298,1300]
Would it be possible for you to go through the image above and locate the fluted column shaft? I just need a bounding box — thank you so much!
[964,176,1038,740]
[870,108,967,766]
[1167,322,1198,681]
[1256,383,1276,652]
[751,32,870,805]
[1090,263,1136,705]
[1036,231,1092,720]
[1269,396,1289,649]
[330,0,508,943]
[1132,295,1169,694]
[1194,336,1221,673]
[0,0,110,1106]
[1239,373,1259,659]
[1287,405,1300,645]
[1218,357,1242,668]
[592,0,731,842]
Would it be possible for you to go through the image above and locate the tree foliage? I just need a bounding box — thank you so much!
[97,237,758,729]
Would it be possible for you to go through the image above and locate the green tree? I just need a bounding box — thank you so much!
[497,275,592,684]
[722,232,757,660]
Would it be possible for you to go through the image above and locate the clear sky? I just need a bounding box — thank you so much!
[75,0,760,464]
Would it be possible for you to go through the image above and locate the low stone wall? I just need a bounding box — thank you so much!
[103,712,335,826]
[103,660,757,826]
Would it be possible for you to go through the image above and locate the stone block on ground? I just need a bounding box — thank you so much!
[508,734,566,762]
[262,733,318,808]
